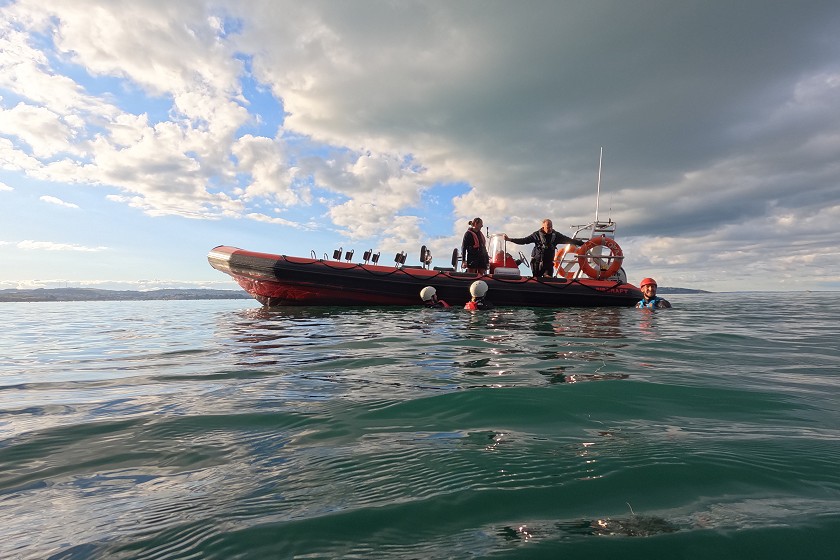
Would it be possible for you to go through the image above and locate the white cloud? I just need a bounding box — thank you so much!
[0,181,12,191]
[0,14,120,117]
[16,240,107,252]
[310,151,432,240]
[39,195,79,208]
[233,135,299,205]
[0,137,43,172]
[245,212,303,228]
[20,0,242,97]
[0,103,77,158]
[0,2,253,220]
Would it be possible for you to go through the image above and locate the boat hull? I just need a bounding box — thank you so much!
[208,246,643,307]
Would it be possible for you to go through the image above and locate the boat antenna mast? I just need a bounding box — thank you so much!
[594,146,603,225]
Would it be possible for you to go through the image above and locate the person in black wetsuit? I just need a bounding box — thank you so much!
[504,219,584,277]
[461,217,490,274]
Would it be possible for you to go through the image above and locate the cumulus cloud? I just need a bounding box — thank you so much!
[0,2,251,219]
[0,14,119,117]
[39,195,79,208]
[311,151,431,240]
[233,135,300,205]
[0,103,78,157]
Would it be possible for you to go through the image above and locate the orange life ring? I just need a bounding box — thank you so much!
[553,243,579,279]
[577,236,623,280]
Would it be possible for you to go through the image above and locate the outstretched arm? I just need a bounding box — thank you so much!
[557,233,584,246]
[504,232,536,245]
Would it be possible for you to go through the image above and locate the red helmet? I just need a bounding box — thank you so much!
[639,277,657,288]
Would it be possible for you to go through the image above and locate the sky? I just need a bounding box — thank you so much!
[1,0,839,292]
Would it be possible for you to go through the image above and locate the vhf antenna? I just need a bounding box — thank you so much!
[595,146,603,224]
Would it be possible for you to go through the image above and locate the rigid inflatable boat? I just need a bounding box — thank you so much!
[208,220,643,308]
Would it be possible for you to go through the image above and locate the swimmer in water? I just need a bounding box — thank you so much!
[464,280,494,310]
[636,277,671,309]
[420,286,450,308]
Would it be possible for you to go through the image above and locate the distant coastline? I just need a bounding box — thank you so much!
[1,286,706,302]
[656,287,709,294]
[0,288,253,302]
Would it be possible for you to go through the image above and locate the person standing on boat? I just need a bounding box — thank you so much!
[504,219,583,277]
[420,286,450,308]
[464,280,494,310]
[636,278,672,309]
[461,218,490,274]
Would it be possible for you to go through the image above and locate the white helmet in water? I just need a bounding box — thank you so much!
[420,286,437,301]
[469,280,488,298]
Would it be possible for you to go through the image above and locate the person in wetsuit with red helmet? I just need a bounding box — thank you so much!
[636,277,671,309]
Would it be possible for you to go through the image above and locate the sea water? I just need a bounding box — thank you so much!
[1,293,839,559]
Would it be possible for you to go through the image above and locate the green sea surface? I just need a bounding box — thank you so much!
[1,294,839,558]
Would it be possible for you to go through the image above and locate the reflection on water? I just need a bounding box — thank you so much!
[217,306,637,390]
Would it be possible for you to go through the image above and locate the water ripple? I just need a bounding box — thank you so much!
[2,295,839,558]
